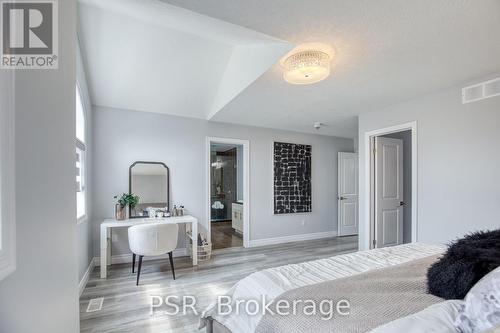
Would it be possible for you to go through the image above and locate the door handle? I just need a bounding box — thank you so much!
[339,196,347,200]
[399,201,405,206]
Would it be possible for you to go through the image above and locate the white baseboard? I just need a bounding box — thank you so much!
[249,231,338,248]
[79,257,95,297]
[93,248,187,267]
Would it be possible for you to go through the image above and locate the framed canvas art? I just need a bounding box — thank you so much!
[273,141,312,214]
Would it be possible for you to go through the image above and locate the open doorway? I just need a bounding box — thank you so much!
[206,137,249,250]
[364,122,418,249]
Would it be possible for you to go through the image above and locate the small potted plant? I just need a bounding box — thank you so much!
[114,193,139,220]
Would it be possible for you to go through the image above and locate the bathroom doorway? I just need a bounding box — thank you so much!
[206,137,249,249]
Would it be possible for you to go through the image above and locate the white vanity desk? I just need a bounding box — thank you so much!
[100,215,198,278]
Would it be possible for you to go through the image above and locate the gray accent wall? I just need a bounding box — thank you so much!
[358,76,500,250]
[0,1,80,332]
[91,106,354,256]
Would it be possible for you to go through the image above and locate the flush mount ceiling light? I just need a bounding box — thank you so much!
[281,43,333,85]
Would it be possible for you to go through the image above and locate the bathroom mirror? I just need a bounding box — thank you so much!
[129,161,170,218]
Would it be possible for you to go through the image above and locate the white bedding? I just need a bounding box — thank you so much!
[368,300,463,333]
[200,243,445,333]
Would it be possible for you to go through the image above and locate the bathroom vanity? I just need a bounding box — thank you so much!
[231,202,243,234]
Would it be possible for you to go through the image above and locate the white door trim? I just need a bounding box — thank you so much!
[206,137,250,248]
[363,121,418,250]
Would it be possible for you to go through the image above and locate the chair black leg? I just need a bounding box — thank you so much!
[136,255,143,286]
[168,252,176,280]
[132,253,136,273]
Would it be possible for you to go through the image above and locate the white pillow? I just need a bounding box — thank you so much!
[369,300,463,333]
[455,266,500,333]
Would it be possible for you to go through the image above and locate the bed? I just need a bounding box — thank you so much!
[200,243,448,333]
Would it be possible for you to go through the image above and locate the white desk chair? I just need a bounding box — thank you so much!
[128,223,179,285]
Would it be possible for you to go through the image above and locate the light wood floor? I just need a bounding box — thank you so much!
[80,236,358,333]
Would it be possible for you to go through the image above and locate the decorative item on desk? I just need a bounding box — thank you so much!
[114,193,140,220]
[172,205,185,217]
[115,204,126,220]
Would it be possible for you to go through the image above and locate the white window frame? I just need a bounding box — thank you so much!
[0,70,16,282]
[76,85,87,224]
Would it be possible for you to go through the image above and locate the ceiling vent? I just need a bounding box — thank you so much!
[462,77,500,104]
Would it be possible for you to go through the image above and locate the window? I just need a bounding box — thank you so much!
[76,87,86,221]
[0,70,16,281]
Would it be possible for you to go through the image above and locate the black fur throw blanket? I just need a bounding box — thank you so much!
[427,229,500,299]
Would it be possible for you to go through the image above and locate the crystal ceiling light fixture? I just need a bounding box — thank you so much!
[281,43,333,85]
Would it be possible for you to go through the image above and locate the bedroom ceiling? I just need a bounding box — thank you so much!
[79,0,500,138]
[78,0,291,120]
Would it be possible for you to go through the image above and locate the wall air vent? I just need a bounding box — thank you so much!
[462,77,500,104]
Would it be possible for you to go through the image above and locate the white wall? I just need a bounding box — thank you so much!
[358,76,500,250]
[91,106,354,256]
[0,1,80,332]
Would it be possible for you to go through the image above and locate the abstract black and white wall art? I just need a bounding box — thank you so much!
[273,142,312,214]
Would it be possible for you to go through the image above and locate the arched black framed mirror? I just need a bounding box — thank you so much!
[129,161,170,218]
